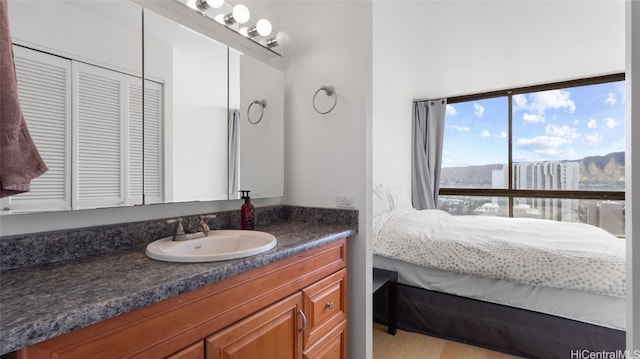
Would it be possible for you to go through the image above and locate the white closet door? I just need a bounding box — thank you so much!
[6,46,72,213]
[143,79,163,204]
[72,62,126,209]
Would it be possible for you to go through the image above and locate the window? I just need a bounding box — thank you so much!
[439,75,625,236]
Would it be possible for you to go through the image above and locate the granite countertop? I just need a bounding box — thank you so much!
[0,221,356,355]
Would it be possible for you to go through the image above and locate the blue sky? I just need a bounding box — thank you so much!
[442,81,626,167]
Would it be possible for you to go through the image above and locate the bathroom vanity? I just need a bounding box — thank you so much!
[18,239,346,359]
[1,208,357,358]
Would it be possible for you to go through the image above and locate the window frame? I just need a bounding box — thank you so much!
[440,73,625,217]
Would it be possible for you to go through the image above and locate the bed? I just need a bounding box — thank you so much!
[372,185,626,358]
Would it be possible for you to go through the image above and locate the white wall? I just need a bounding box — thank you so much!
[8,1,141,76]
[372,0,625,190]
[627,0,640,350]
[278,2,372,358]
[172,43,228,202]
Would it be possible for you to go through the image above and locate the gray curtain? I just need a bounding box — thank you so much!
[411,99,447,210]
[228,109,240,199]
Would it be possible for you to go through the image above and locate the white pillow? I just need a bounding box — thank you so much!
[372,185,392,217]
[386,186,413,210]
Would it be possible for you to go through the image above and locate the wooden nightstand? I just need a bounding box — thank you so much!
[373,267,398,335]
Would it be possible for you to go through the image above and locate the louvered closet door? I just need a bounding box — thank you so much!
[7,46,72,213]
[143,79,163,204]
[72,62,126,209]
[127,79,143,206]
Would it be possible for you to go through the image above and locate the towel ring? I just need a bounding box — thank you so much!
[313,85,337,114]
[247,99,267,124]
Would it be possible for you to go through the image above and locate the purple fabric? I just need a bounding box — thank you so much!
[0,0,48,198]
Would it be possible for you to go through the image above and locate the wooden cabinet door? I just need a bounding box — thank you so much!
[205,293,304,359]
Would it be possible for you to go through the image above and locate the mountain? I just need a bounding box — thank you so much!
[440,164,502,187]
[579,152,625,183]
[440,152,625,188]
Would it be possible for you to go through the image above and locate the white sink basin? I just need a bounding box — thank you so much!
[146,230,277,263]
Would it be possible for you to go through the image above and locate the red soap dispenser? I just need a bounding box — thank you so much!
[240,190,255,230]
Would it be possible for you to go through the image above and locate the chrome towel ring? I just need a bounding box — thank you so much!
[247,99,267,124]
[313,85,337,114]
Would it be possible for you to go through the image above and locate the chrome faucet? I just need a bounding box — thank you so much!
[166,214,216,241]
[166,217,187,241]
[187,214,217,236]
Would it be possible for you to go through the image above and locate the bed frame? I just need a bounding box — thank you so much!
[373,283,625,358]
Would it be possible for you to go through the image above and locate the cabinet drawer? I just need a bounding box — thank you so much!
[166,341,204,359]
[302,268,347,348]
[303,320,347,359]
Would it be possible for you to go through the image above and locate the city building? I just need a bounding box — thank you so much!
[492,161,580,221]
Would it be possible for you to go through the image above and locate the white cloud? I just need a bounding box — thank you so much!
[604,117,618,128]
[584,132,602,145]
[512,94,528,111]
[573,119,580,125]
[605,92,616,106]
[517,124,580,158]
[449,124,470,132]
[518,135,572,150]
[587,119,598,129]
[531,89,576,114]
[497,131,507,139]
[544,124,580,140]
[523,113,545,123]
[480,130,491,138]
[473,103,485,118]
[514,90,576,125]
[446,104,457,116]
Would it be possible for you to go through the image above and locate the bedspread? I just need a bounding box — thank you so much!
[373,209,625,297]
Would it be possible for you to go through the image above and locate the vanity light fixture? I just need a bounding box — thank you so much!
[266,31,290,48]
[176,0,289,55]
[194,0,223,12]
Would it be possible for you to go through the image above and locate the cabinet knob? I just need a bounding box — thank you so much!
[326,302,334,310]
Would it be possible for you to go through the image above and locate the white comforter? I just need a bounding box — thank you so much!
[373,209,626,298]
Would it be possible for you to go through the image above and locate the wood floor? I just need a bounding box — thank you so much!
[373,323,523,359]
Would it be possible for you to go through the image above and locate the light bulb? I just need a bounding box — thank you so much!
[210,0,224,8]
[232,4,250,24]
[275,31,290,46]
[247,19,272,37]
[194,0,223,12]
[255,19,272,36]
[266,31,290,48]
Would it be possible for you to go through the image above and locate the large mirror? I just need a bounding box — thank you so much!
[2,0,284,215]
[143,8,229,204]
[229,50,284,199]
[3,0,143,214]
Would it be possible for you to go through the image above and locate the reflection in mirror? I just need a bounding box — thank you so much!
[2,0,142,214]
[144,9,229,203]
[228,50,284,199]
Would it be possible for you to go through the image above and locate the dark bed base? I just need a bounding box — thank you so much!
[373,283,625,358]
